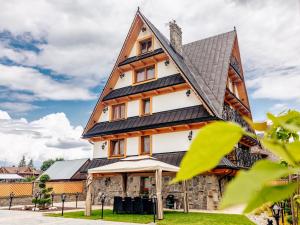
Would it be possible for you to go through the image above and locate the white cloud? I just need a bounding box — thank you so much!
[1,102,39,113]
[0,110,91,166]
[247,69,300,100]
[0,64,95,101]
[0,110,11,120]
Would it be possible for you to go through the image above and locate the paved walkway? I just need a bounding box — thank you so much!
[0,210,144,225]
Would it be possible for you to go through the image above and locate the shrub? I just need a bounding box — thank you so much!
[32,174,53,209]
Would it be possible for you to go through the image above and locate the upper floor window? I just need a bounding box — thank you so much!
[141,98,151,116]
[140,135,151,155]
[139,38,152,54]
[111,103,126,121]
[135,65,155,83]
[110,139,125,157]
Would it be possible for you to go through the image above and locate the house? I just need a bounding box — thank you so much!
[40,158,90,181]
[0,166,41,178]
[81,9,264,210]
[0,174,24,182]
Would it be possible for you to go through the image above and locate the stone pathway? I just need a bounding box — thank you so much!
[0,210,144,225]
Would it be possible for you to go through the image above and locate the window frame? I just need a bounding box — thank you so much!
[139,135,152,156]
[133,64,156,84]
[138,36,153,55]
[140,97,152,116]
[109,139,126,158]
[110,103,126,121]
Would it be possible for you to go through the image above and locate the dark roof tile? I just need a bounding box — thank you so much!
[84,105,214,138]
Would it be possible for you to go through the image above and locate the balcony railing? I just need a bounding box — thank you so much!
[222,104,252,133]
[227,147,261,168]
[230,56,242,78]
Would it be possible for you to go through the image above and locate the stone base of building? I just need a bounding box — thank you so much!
[91,174,228,210]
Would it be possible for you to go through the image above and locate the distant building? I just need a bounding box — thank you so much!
[0,173,24,182]
[0,166,41,178]
[40,159,90,181]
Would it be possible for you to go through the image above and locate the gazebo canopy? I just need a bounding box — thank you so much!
[88,155,179,174]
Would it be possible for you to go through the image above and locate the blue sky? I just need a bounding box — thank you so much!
[0,0,299,165]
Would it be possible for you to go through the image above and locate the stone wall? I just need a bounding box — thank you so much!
[91,174,224,210]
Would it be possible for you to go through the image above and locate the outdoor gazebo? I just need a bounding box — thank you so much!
[85,156,189,220]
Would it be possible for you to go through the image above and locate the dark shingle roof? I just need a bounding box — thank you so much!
[79,151,238,173]
[138,11,236,117]
[103,74,185,101]
[83,105,214,138]
[118,48,164,66]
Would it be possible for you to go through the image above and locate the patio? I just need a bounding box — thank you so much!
[85,156,189,220]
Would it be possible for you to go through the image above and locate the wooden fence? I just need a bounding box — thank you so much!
[46,181,84,194]
[0,181,84,197]
[0,182,33,197]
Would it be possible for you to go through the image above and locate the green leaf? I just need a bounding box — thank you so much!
[261,138,300,165]
[244,183,297,213]
[220,160,296,209]
[267,111,300,132]
[243,117,267,131]
[172,121,243,183]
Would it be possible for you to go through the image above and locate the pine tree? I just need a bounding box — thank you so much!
[18,155,26,167]
[27,159,34,168]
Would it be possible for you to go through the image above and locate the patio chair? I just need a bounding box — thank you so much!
[124,197,133,214]
[113,196,124,214]
[133,197,143,214]
[142,197,153,214]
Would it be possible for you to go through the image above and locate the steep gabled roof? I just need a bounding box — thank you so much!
[138,11,236,117]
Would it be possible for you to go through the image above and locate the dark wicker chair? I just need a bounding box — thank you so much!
[124,197,133,214]
[113,196,124,214]
[133,197,143,214]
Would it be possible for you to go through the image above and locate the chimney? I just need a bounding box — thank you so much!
[169,20,182,55]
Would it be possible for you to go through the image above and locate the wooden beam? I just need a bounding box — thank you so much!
[155,169,163,220]
[183,180,189,213]
[85,174,93,216]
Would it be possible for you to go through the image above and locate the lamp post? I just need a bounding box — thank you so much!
[34,192,39,211]
[271,203,281,225]
[51,192,55,207]
[151,194,157,223]
[99,193,106,219]
[75,192,79,209]
[61,193,66,216]
[8,192,14,210]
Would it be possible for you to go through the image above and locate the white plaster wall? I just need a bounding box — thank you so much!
[114,71,132,89]
[93,141,108,158]
[127,100,139,117]
[157,60,179,78]
[152,129,199,154]
[152,89,201,113]
[127,137,139,156]
[128,27,162,58]
[98,109,109,122]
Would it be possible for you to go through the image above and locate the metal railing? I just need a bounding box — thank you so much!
[222,104,252,133]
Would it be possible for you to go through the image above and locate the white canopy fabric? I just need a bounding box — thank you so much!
[0,173,24,180]
[88,156,179,174]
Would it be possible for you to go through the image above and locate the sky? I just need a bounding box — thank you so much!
[0,0,299,167]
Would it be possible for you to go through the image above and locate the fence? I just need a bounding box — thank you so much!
[0,181,84,197]
[46,181,84,194]
[0,182,33,197]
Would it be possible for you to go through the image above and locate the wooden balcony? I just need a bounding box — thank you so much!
[225,88,250,116]
[228,56,243,83]
[118,48,168,72]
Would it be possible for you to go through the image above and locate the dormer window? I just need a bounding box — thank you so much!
[139,38,152,54]
[111,103,126,121]
[134,65,155,83]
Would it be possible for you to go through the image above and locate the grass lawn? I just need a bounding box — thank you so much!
[47,209,255,225]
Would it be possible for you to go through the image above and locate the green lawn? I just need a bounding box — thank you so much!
[47,209,255,225]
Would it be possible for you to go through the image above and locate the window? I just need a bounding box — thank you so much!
[110,139,125,157]
[111,103,125,120]
[139,38,152,54]
[140,135,151,155]
[134,65,155,83]
[140,177,150,195]
[141,98,151,115]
